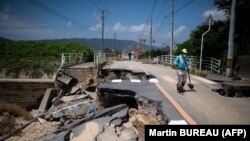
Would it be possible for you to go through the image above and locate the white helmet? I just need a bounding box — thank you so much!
[182,48,188,54]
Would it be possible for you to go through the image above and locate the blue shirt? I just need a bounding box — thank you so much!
[173,55,188,70]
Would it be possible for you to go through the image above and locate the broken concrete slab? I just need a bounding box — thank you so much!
[61,95,89,103]
[69,86,81,94]
[97,80,169,124]
[70,117,111,141]
[70,106,133,141]
[38,88,57,114]
[45,98,96,120]
[56,71,78,89]
[60,104,128,132]
[41,104,131,141]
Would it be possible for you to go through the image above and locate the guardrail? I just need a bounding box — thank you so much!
[57,53,84,73]
[94,52,106,68]
[155,55,221,74]
[93,52,120,68]
[203,57,221,74]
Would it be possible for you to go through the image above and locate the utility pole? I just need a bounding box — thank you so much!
[101,10,104,53]
[226,0,236,77]
[170,0,174,60]
[149,18,152,60]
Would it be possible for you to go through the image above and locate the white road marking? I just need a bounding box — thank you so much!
[131,79,141,82]
[168,120,188,125]
[149,78,159,83]
[111,79,122,83]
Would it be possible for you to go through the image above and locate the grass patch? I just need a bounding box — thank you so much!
[0,103,33,136]
[190,68,207,77]
[0,103,33,120]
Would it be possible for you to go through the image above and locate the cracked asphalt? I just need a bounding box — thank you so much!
[104,61,250,124]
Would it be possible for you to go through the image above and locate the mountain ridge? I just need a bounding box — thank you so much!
[0,36,158,52]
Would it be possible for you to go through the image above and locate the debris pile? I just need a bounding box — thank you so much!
[4,69,169,141]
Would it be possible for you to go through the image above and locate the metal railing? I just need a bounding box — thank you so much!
[57,53,84,73]
[203,57,221,74]
[93,52,121,68]
[156,55,221,74]
[94,52,106,68]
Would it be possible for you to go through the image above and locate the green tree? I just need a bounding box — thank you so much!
[215,0,250,55]
[175,21,229,59]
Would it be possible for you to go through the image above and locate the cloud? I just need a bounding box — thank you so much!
[112,22,147,33]
[89,23,101,31]
[0,12,29,28]
[93,12,98,17]
[112,22,127,32]
[174,25,188,37]
[89,22,147,33]
[130,24,145,32]
[67,22,72,26]
[153,25,189,45]
[203,9,227,21]
[166,25,188,38]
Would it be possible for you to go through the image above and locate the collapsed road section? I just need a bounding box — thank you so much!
[3,65,179,141]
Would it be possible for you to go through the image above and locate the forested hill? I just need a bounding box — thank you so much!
[0,37,12,42]
[42,38,155,52]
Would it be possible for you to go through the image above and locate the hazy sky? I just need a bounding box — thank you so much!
[0,0,226,47]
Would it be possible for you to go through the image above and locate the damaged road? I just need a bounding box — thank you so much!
[5,65,175,141]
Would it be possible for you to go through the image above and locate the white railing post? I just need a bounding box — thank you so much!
[211,57,212,71]
[189,58,192,70]
[218,60,221,74]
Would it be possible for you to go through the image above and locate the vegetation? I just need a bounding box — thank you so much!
[214,0,250,55]
[0,103,33,120]
[173,0,250,73]
[0,41,94,78]
[0,103,33,136]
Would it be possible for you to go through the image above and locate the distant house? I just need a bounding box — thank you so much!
[102,48,118,60]
[102,48,113,53]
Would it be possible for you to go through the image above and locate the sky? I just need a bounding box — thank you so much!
[0,0,227,47]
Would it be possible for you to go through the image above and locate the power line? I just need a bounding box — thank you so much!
[157,15,168,32]
[28,0,99,33]
[150,0,158,19]
[155,1,167,24]
[96,0,108,11]
[175,0,195,14]
[89,0,102,11]
[176,13,191,29]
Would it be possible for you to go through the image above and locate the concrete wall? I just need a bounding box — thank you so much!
[236,56,250,80]
[0,79,55,110]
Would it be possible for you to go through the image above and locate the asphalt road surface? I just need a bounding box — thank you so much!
[104,61,250,124]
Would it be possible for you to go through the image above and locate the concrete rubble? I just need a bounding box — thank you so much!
[5,69,169,141]
[42,104,137,141]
